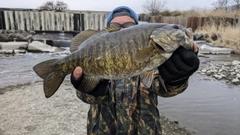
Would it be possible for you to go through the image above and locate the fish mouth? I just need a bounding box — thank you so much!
[150,38,167,53]
[155,43,166,53]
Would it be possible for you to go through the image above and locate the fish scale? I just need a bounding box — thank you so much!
[33,23,194,98]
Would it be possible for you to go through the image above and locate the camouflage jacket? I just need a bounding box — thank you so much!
[76,74,188,135]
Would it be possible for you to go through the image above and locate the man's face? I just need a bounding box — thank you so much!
[109,16,136,28]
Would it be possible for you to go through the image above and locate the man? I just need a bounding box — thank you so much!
[71,6,199,135]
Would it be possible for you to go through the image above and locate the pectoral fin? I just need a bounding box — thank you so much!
[133,47,154,63]
[140,70,155,88]
[78,76,101,93]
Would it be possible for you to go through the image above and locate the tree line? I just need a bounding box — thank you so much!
[38,0,69,11]
[38,0,240,15]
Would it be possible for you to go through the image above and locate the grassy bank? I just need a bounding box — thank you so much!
[183,9,240,53]
[151,9,240,53]
[195,19,240,53]
[181,9,240,18]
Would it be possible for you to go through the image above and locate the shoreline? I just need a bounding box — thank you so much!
[0,81,193,135]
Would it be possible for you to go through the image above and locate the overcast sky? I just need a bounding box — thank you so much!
[0,0,217,13]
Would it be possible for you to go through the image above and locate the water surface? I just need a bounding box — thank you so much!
[158,54,240,135]
[0,52,67,89]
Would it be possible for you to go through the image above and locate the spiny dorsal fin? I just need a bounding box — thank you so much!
[70,29,100,52]
[102,25,121,32]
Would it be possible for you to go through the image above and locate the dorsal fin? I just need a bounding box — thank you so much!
[70,29,100,52]
[102,25,121,32]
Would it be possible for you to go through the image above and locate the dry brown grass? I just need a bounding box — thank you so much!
[185,9,240,53]
[181,9,240,18]
[195,19,240,53]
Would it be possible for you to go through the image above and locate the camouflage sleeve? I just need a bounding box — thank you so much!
[150,75,188,97]
[76,90,107,104]
[71,75,110,104]
[75,80,110,104]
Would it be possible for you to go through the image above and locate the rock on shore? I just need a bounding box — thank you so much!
[0,42,28,54]
[199,60,240,85]
[0,41,68,54]
[28,41,65,52]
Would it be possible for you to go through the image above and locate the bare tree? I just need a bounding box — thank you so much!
[231,0,240,9]
[211,0,230,10]
[55,1,69,10]
[142,0,167,15]
[38,0,69,11]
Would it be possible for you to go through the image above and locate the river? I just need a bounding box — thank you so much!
[158,54,240,135]
[0,52,240,135]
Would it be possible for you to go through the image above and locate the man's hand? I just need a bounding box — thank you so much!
[73,67,83,80]
[71,66,83,89]
[70,67,109,96]
[158,43,200,85]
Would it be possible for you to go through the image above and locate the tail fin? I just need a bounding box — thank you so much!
[33,59,65,98]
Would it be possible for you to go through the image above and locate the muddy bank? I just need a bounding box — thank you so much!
[0,81,193,135]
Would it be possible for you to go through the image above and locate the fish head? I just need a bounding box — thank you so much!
[150,24,194,53]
